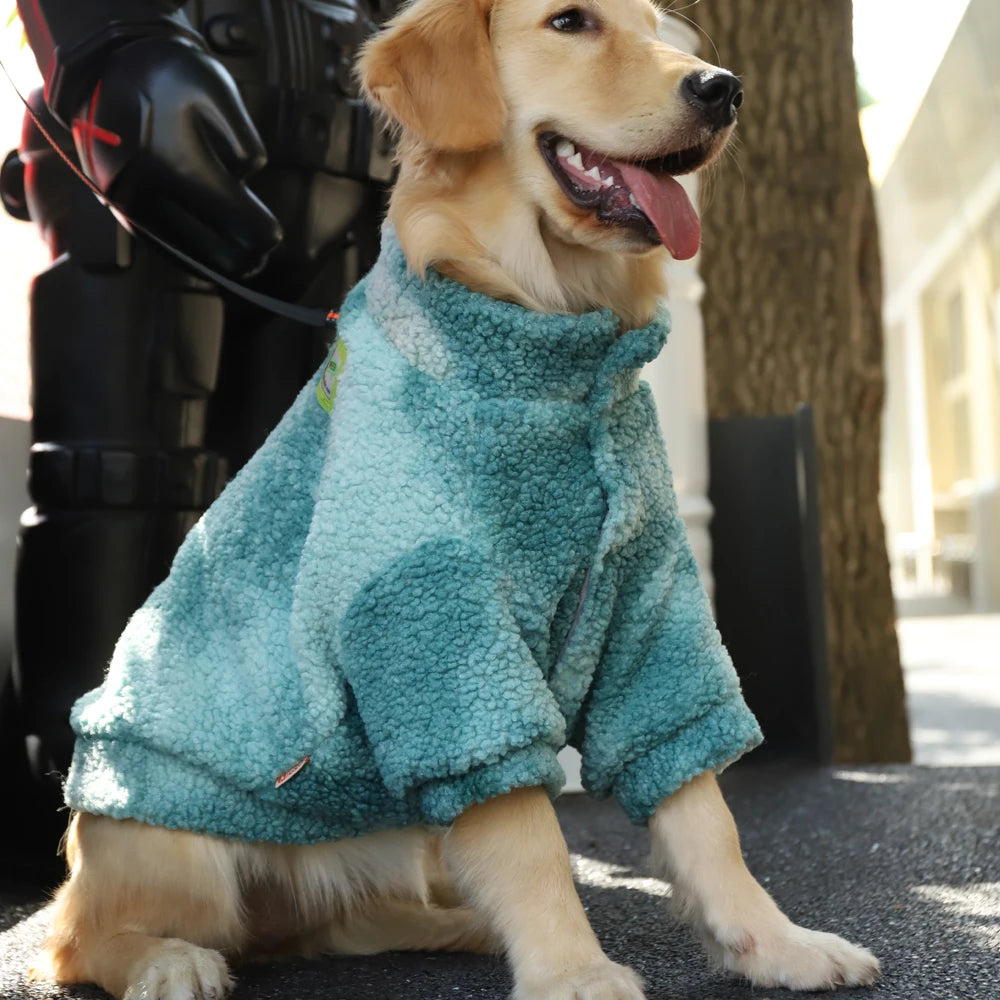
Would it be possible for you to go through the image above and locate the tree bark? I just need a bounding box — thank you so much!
[688,1,911,762]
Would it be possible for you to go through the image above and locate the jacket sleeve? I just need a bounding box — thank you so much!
[338,536,567,823]
[289,320,567,824]
[577,513,762,824]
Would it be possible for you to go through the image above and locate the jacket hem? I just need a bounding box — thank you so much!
[65,735,566,843]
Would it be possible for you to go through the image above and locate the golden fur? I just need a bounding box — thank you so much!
[32,2,881,998]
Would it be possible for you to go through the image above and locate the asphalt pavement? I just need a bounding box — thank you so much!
[1,761,997,1000]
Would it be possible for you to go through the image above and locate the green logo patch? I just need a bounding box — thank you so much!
[317,339,348,413]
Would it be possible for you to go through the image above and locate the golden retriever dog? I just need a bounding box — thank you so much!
[31,1,881,998]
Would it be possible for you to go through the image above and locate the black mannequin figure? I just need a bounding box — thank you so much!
[0,0,399,848]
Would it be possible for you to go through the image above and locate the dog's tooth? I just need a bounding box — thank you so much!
[629,192,639,207]
[585,166,603,182]
[556,139,576,158]
[602,175,614,187]
[567,152,585,170]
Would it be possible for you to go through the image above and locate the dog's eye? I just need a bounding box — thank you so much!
[549,8,595,33]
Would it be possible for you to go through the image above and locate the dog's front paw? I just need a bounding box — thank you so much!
[723,922,879,990]
[513,959,645,1000]
[673,868,879,992]
[123,938,233,1000]
[704,912,880,991]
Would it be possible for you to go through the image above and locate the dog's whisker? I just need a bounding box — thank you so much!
[665,0,702,16]
[660,4,724,71]
[720,138,747,210]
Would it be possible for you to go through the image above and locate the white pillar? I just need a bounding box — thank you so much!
[560,17,712,794]
[644,16,715,598]
[646,210,713,596]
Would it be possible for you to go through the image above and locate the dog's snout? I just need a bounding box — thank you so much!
[681,70,743,128]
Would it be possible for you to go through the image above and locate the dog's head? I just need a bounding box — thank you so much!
[359,0,740,319]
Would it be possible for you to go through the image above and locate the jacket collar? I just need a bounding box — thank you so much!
[354,227,670,406]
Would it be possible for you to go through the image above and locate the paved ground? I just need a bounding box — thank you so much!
[898,615,1000,765]
[1,762,998,1000]
[2,615,996,999]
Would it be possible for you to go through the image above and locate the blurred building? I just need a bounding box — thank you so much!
[875,0,1000,613]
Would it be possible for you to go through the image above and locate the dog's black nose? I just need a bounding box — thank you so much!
[681,70,743,128]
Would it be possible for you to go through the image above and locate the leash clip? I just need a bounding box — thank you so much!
[275,755,311,789]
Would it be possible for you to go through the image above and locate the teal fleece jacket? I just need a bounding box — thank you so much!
[65,230,762,843]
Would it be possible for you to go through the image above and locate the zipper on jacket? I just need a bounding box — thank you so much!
[551,490,609,671]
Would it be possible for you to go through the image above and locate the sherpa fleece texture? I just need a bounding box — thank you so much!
[65,229,762,844]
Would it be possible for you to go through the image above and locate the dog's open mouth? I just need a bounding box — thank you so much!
[538,131,709,259]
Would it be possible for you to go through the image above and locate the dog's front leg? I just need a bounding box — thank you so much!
[444,786,645,1000]
[650,771,880,990]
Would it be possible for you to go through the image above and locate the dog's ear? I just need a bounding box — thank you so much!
[359,0,505,152]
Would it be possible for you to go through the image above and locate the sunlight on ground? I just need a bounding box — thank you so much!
[898,616,1000,766]
[909,729,1000,767]
[571,854,672,899]
[912,884,1000,950]
[832,770,911,786]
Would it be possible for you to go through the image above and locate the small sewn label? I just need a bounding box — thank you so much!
[316,339,348,413]
[275,755,311,789]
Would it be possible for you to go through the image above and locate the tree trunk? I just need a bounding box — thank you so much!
[688,1,911,762]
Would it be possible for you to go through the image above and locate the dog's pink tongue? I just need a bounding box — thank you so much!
[614,162,701,260]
